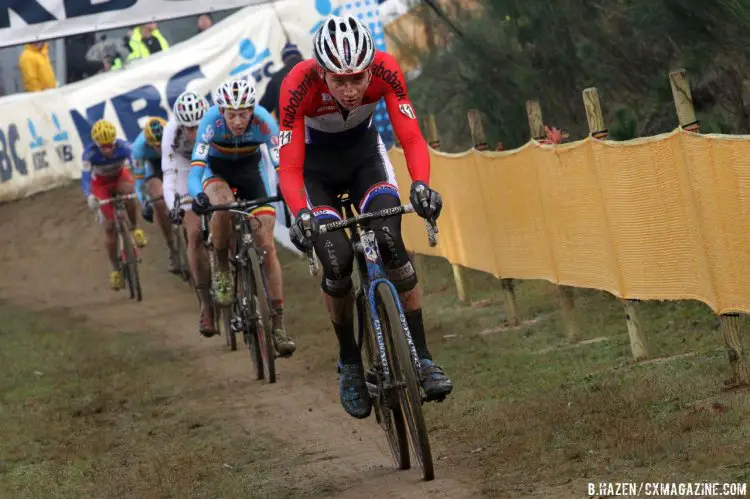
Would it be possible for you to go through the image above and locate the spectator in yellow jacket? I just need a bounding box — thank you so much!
[110,23,169,70]
[19,43,57,92]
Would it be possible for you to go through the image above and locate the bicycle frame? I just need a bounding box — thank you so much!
[325,201,435,381]
[198,194,283,303]
[99,193,139,259]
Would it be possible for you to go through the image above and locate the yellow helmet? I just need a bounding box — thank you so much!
[144,117,167,147]
[91,119,117,146]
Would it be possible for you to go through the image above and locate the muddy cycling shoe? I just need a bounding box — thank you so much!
[110,270,124,291]
[419,359,453,401]
[131,228,148,248]
[198,307,217,338]
[337,361,372,419]
[167,249,180,274]
[272,328,296,357]
[212,270,234,308]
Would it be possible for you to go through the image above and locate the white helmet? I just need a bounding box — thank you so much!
[313,15,375,74]
[213,79,257,110]
[173,91,208,127]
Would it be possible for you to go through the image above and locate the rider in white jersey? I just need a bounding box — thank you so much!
[163,91,216,336]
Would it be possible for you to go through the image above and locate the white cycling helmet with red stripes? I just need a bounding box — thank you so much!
[173,91,209,127]
[213,79,257,110]
[313,15,375,74]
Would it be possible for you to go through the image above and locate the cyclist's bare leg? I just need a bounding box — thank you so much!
[104,219,118,269]
[115,179,138,228]
[399,286,431,355]
[253,213,295,353]
[321,270,367,417]
[184,210,210,291]
[314,229,358,362]
[323,290,354,326]
[185,210,214,329]
[204,180,234,273]
[399,287,421,312]
[145,178,174,250]
[254,214,284,326]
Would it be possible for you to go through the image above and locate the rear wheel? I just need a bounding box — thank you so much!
[375,284,434,481]
[248,248,275,383]
[359,290,409,470]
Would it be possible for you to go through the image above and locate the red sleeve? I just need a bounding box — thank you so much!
[278,61,317,216]
[374,52,430,185]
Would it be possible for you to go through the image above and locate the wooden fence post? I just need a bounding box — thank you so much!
[526,99,581,342]
[582,87,649,361]
[467,109,520,326]
[668,69,749,386]
[423,114,467,302]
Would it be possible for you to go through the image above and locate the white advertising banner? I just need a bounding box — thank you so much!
[0,0,269,47]
[0,0,335,251]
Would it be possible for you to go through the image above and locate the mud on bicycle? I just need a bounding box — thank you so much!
[99,193,143,302]
[306,194,441,481]
[198,195,287,382]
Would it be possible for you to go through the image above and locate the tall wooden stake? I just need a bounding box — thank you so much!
[424,114,467,302]
[467,109,520,326]
[583,87,648,360]
[669,69,748,386]
[526,99,581,342]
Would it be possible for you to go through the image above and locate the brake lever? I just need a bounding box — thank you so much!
[425,217,438,247]
[297,212,320,276]
[307,248,320,276]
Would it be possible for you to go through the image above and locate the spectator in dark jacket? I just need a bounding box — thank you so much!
[259,42,304,117]
[65,33,105,83]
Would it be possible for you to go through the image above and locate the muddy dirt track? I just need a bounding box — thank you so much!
[0,185,481,498]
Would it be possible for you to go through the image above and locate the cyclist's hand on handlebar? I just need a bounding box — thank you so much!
[290,208,320,252]
[192,193,211,215]
[410,181,443,221]
[86,194,99,211]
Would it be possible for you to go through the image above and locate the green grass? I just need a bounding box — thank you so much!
[408,257,750,496]
[0,303,332,499]
[272,247,750,496]
[3,244,749,498]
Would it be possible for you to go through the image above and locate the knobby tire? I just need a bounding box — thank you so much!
[238,258,264,380]
[359,291,410,470]
[223,230,238,351]
[120,216,142,302]
[375,284,434,481]
[248,247,275,383]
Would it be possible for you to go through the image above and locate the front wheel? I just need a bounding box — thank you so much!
[359,290,409,471]
[222,233,238,351]
[120,217,142,302]
[248,248,275,384]
[375,284,434,481]
[221,307,236,351]
[238,261,263,380]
